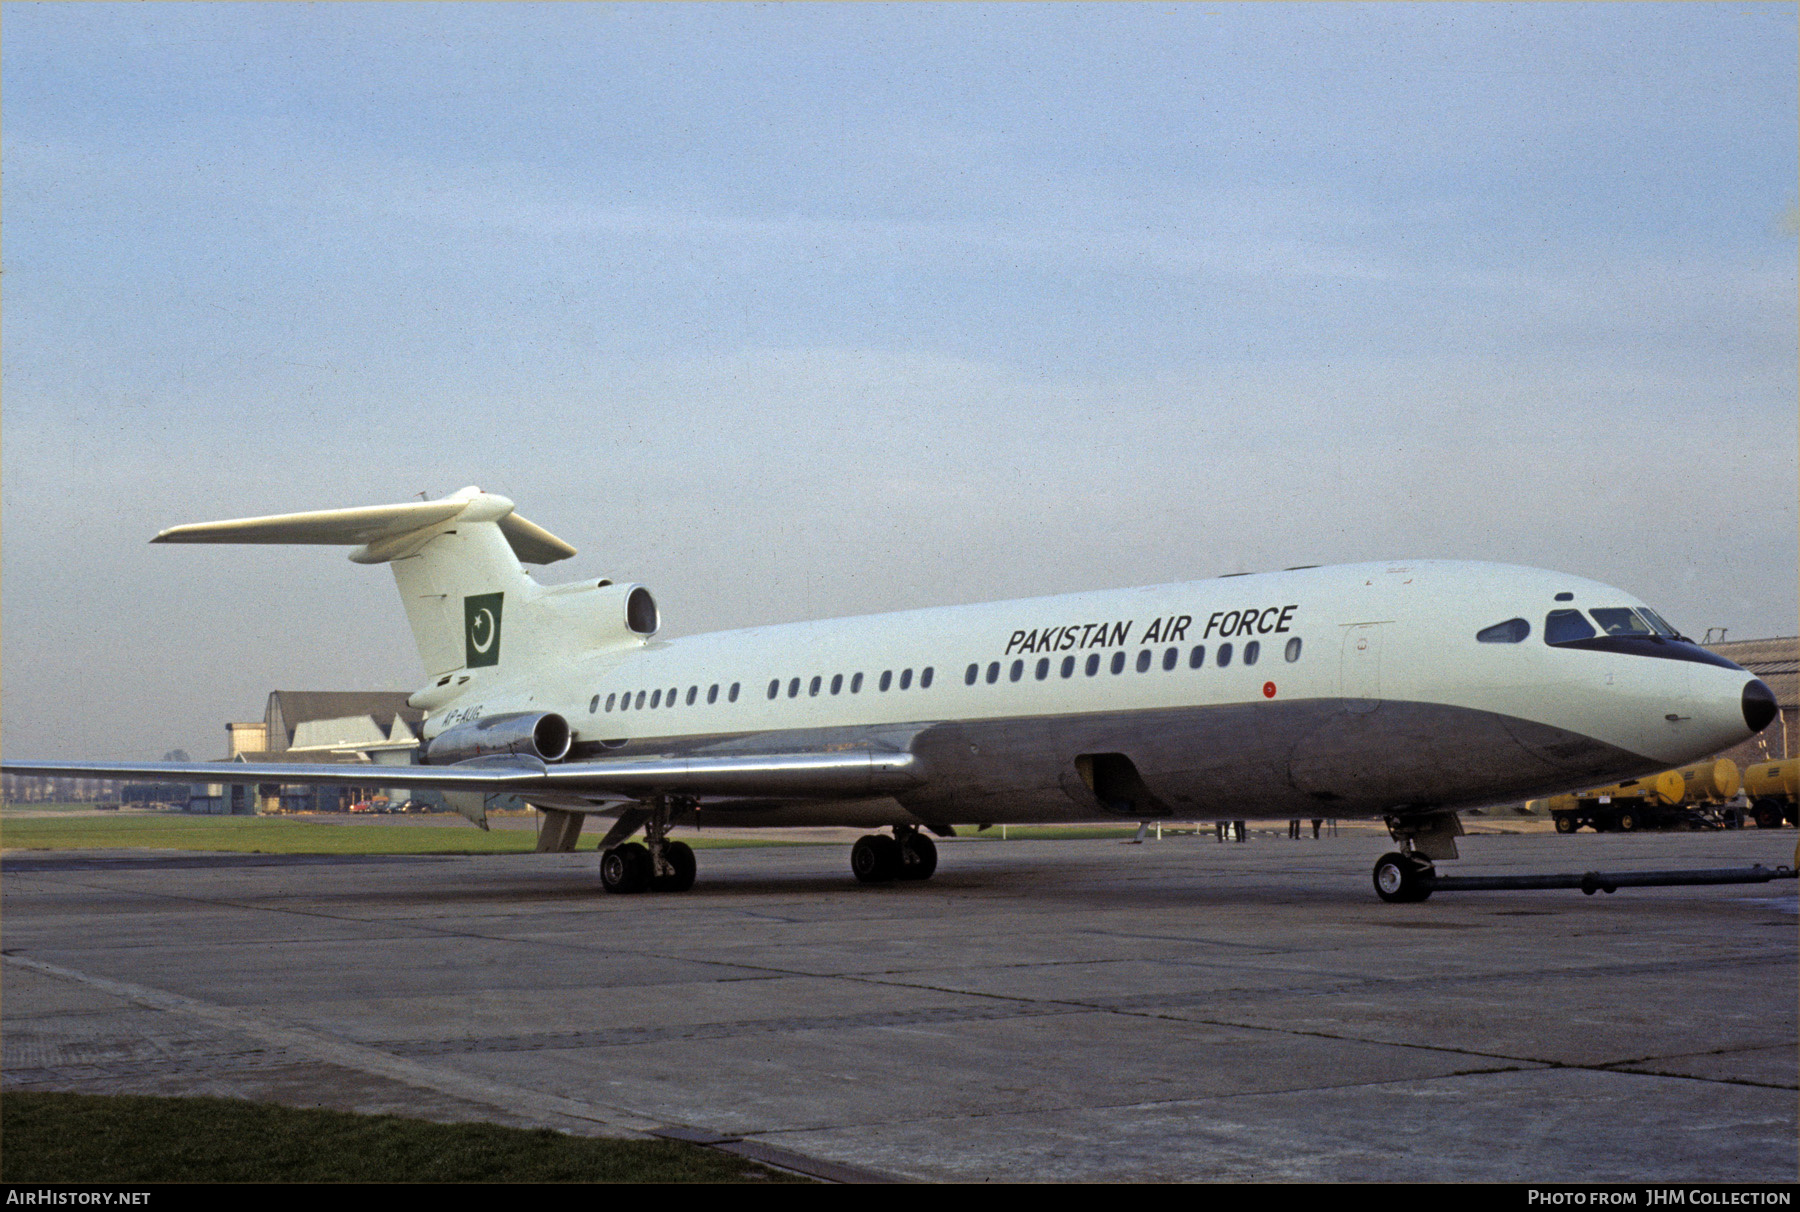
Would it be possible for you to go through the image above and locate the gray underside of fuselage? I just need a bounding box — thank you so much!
[549,698,1658,829]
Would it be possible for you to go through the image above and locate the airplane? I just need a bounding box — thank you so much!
[5,485,1779,903]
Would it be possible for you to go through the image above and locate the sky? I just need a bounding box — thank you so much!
[4,2,1796,761]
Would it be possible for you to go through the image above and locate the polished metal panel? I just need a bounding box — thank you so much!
[425,711,572,764]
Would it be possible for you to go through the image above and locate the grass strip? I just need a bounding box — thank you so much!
[965,825,1148,840]
[0,1091,810,1183]
[0,814,800,855]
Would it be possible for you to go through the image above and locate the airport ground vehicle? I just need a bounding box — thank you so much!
[1740,757,1798,828]
[1546,770,1704,833]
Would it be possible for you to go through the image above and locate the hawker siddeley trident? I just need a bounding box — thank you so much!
[9,486,1779,902]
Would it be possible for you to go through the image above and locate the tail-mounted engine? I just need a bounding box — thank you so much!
[425,711,572,765]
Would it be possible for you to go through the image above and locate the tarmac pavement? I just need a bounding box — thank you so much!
[3,828,1794,1182]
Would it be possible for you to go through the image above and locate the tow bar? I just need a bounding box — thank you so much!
[1427,864,1797,896]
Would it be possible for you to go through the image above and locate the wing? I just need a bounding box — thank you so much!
[3,750,922,801]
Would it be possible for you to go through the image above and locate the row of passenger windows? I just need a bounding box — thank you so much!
[966,638,1302,684]
[769,667,933,700]
[586,638,1305,716]
[594,682,743,714]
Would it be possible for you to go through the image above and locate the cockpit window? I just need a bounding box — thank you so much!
[1476,618,1530,643]
[1638,608,1680,639]
[1544,609,1597,644]
[1588,607,1653,637]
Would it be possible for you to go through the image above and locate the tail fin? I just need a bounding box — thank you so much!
[153,486,577,678]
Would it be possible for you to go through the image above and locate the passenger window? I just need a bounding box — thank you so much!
[634,691,646,710]
[1284,637,1302,662]
[788,678,801,699]
[1110,651,1126,675]
[606,693,617,712]
[1036,658,1050,681]
[620,693,631,712]
[965,663,979,686]
[1010,660,1023,682]
[767,679,779,700]
[1244,641,1260,666]
[707,684,719,704]
[668,686,677,706]
[1189,645,1205,669]
[589,695,600,714]
[880,671,893,691]
[1061,655,1075,678]
[651,689,662,708]
[1544,609,1597,644]
[1135,650,1150,673]
[900,668,913,690]
[1218,643,1233,667]
[729,682,740,702]
[986,661,1000,685]
[686,686,697,706]
[1589,608,1653,637]
[809,676,821,697]
[831,673,843,695]
[921,667,934,688]
[851,673,863,693]
[1476,618,1530,644]
[1086,653,1101,676]
[1163,647,1178,671]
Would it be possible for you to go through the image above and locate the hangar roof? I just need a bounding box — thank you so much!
[265,691,423,751]
[1704,636,1797,709]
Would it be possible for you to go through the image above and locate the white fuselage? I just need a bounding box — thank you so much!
[423,560,1758,827]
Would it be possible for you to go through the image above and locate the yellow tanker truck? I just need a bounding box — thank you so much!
[1739,757,1798,829]
[1546,769,1694,833]
[1546,760,1749,833]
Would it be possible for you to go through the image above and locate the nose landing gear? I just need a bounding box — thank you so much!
[1372,851,1436,903]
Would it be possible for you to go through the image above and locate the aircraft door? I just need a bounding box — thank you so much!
[1340,623,1383,714]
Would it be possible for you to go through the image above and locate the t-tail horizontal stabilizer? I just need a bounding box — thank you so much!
[151,485,575,566]
[150,486,579,679]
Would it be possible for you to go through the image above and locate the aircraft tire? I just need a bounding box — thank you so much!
[898,833,938,881]
[601,842,652,894]
[851,834,901,884]
[1372,852,1433,903]
[651,841,697,892]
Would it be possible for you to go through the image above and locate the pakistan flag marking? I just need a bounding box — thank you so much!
[464,592,504,668]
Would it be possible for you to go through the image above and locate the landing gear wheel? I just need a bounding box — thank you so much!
[851,834,902,883]
[1372,852,1434,903]
[898,833,938,881]
[601,842,652,894]
[1554,814,1576,834]
[650,841,697,892]
[602,843,652,893]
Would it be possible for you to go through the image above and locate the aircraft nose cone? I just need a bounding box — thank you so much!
[1743,679,1778,733]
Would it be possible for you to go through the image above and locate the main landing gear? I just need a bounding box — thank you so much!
[850,826,938,885]
[599,795,697,894]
